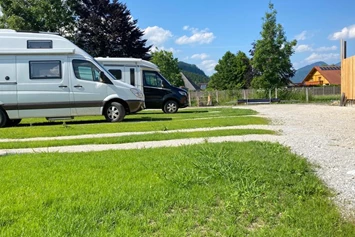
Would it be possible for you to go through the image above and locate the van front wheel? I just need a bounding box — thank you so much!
[163,100,178,113]
[104,102,125,122]
[0,109,8,128]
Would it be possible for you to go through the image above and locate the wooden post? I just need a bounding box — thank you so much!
[188,91,191,107]
[306,87,309,102]
[269,89,271,103]
[275,88,278,99]
[196,92,200,107]
[216,90,219,104]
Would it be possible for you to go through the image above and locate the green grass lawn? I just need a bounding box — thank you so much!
[1,108,268,139]
[1,142,354,236]
[0,129,275,149]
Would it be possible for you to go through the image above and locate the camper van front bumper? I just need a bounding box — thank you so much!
[127,100,145,113]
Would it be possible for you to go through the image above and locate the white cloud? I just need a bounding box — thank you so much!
[191,53,209,60]
[295,31,308,41]
[199,60,217,75]
[176,26,215,45]
[305,53,340,63]
[150,46,179,54]
[295,44,313,53]
[144,26,173,47]
[329,25,355,40]
[315,46,337,52]
[295,44,337,53]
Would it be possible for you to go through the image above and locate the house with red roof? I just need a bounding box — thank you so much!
[302,66,341,86]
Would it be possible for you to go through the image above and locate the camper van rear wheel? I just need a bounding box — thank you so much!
[104,102,125,122]
[163,100,178,113]
[0,109,9,128]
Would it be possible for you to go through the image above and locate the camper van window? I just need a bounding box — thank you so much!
[73,59,101,82]
[143,71,163,88]
[29,61,61,79]
[130,68,135,86]
[108,69,122,80]
[27,40,53,49]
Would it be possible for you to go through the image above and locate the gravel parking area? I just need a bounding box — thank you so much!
[233,104,355,217]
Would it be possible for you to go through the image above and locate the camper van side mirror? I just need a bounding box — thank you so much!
[99,71,112,84]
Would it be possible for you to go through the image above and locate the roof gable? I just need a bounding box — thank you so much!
[302,66,341,85]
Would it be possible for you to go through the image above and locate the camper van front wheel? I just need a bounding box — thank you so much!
[104,102,125,122]
[163,100,178,113]
[0,109,9,128]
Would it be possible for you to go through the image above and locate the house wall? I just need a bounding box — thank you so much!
[304,71,330,86]
[341,56,355,100]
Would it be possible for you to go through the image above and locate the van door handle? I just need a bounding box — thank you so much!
[74,85,83,88]
[59,85,68,88]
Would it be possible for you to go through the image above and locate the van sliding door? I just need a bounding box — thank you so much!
[16,56,71,118]
[0,57,18,119]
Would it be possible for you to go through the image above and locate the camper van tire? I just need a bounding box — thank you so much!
[163,100,178,113]
[0,108,8,128]
[104,102,125,122]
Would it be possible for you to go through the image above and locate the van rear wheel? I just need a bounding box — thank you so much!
[163,100,178,113]
[104,102,125,122]
[0,109,8,128]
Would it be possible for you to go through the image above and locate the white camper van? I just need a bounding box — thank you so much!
[0,30,145,128]
[95,57,189,113]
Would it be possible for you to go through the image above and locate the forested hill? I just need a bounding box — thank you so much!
[178,61,210,84]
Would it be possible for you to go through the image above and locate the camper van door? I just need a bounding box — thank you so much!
[0,57,18,118]
[70,58,109,115]
[16,56,71,118]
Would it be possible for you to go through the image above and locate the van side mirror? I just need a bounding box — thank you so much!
[99,71,112,84]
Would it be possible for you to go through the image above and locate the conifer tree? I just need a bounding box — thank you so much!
[74,0,151,58]
[250,3,297,89]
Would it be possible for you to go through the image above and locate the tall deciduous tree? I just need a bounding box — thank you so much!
[73,0,151,58]
[208,51,252,90]
[150,49,183,87]
[250,3,297,89]
[0,0,75,34]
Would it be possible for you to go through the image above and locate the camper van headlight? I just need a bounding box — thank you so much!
[179,91,187,96]
[130,88,144,98]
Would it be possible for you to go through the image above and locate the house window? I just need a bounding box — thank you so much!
[109,69,122,80]
[29,61,61,79]
[27,40,53,49]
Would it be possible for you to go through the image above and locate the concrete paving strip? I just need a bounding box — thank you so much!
[0,134,281,155]
[0,125,281,143]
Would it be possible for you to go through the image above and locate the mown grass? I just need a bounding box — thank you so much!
[1,142,354,236]
[1,108,267,139]
[0,129,275,149]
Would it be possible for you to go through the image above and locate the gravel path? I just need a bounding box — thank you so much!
[233,104,355,217]
[1,104,355,216]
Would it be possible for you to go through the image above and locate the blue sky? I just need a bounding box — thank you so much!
[123,0,355,75]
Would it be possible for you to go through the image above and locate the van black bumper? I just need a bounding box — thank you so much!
[179,96,189,108]
[127,100,145,113]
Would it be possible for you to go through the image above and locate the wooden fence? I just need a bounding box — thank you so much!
[341,56,355,101]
